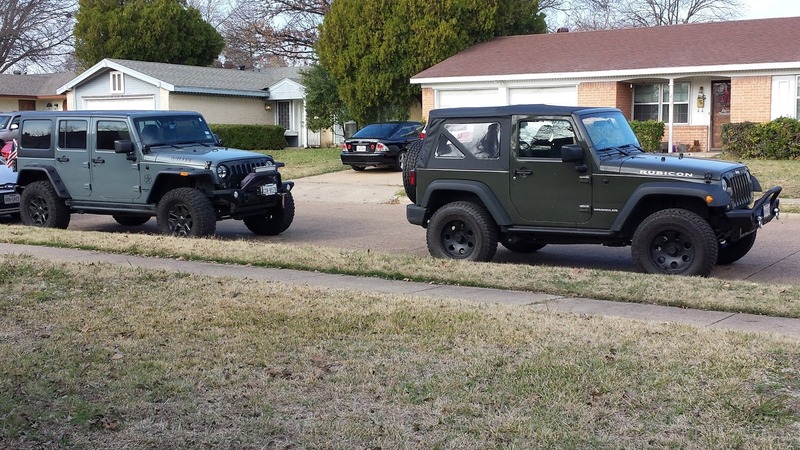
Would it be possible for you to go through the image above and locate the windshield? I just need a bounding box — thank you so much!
[133,114,216,149]
[581,111,642,154]
[352,122,420,139]
[0,115,10,129]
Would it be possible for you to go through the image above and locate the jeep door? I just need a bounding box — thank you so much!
[89,118,142,201]
[54,118,91,199]
[510,116,592,225]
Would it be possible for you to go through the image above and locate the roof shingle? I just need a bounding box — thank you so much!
[413,17,800,80]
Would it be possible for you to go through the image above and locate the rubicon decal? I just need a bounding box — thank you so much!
[639,170,694,178]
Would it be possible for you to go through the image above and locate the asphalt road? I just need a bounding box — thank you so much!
[14,168,800,285]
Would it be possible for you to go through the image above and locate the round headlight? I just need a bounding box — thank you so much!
[217,164,229,179]
[721,177,732,196]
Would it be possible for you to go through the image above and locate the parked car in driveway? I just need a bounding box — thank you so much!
[0,113,21,149]
[341,121,423,171]
[0,164,19,218]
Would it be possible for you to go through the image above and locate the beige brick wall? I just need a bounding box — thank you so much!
[421,88,434,123]
[168,93,270,125]
[578,82,632,117]
[730,76,772,123]
[662,126,709,152]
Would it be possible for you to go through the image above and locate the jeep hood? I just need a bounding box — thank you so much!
[148,146,272,166]
[600,154,745,181]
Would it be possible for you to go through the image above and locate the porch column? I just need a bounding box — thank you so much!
[668,78,674,153]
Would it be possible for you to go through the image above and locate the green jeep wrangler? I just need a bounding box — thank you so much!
[14,111,294,237]
[404,105,782,277]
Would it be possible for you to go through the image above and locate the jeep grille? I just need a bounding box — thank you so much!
[728,170,753,208]
[229,160,270,186]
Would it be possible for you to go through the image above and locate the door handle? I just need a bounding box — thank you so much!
[513,168,532,178]
[56,155,69,162]
[92,157,105,164]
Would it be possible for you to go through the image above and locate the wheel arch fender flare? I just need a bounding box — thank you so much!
[17,165,71,198]
[420,179,513,226]
[147,169,215,204]
[611,182,726,232]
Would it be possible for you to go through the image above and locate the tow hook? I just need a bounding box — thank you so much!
[774,207,781,221]
[757,216,763,228]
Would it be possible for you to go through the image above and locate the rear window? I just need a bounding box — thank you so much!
[20,119,52,149]
[352,123,402,139]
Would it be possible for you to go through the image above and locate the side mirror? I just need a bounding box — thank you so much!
[10,123,18,131]
[561,144,584,163]
[214,134,223,146]
[114,139,137,160]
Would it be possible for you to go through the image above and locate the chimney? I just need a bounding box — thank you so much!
[238,65,245,70]
[557,27,569,33]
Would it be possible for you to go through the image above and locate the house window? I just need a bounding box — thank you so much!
[277,101,290,129]
[633,83,689,124]
[110,71,124,94]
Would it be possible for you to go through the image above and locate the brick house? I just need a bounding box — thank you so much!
[411,17,800,152]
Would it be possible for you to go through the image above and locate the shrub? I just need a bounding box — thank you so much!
[629,120,665,152]
[209,124,286,150]
[722,118,800,160]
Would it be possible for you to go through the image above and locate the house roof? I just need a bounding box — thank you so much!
[412,16,800,83]
[59,59,306,98]
[0,72,76,97]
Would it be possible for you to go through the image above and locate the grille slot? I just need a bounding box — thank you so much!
[728,171,752,208]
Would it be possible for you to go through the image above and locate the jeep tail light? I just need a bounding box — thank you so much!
[419,131,425,139]
[409,170,416,187]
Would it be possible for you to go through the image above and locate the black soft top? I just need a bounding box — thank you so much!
[428,104,617,119]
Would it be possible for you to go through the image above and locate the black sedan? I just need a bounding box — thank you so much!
[341,121,423,171]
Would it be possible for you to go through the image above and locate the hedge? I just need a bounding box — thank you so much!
[722,117,800,160]
[209,124,286,150]
[629,120,665,152]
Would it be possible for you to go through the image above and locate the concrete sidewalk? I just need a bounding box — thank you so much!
[2,243,798,340]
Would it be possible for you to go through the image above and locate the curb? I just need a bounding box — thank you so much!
[1,243,798,340]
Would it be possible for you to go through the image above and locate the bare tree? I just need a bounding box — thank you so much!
[186,0,234,29]
[222,0,329,66]
[562,0,743,30]
[0,0,76,73]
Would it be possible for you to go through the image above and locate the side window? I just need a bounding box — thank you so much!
[20,119,53,149]
[518,119,575,159]
[58,120,88,150]
[437,122,501,160]
[96,120,131,151]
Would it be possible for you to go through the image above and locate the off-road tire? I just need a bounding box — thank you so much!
[427,201,498,262]
[156,188,216,237]
[716,231,757,265]
[631,208,718,277]
[113,214,150,226]
[500,234,547,253]
[20,180,70,229]
[243,192,295,236]
[395,150,407,172]
[351,165,366,171]
[402,139,423,203]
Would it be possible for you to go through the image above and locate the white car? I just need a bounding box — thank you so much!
[0,164,19,218]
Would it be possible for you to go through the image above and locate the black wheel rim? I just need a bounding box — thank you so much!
[648,230,695,273]
[28,194,49,226]
[440,219,475,257]
[167,203,193,236]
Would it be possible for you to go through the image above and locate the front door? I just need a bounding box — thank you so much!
[90,118,142,201]
[510,117,592,225]
[711,81,731,150]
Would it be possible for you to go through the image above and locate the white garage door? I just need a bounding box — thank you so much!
[82,96,156,111]
[509,86,578,106]
[438,90,501,109]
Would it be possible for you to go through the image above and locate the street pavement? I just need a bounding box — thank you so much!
[2,167,798,339]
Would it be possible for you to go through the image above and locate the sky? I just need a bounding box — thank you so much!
[742,0,800,19]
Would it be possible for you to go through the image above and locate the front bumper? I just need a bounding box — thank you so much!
[340,151,397,167]
[725,186,782,238]
[212,179,294,218]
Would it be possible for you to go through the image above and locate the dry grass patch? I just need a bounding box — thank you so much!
[1,255,798,449]
[0,226,799,319]
[717,157,800,198]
